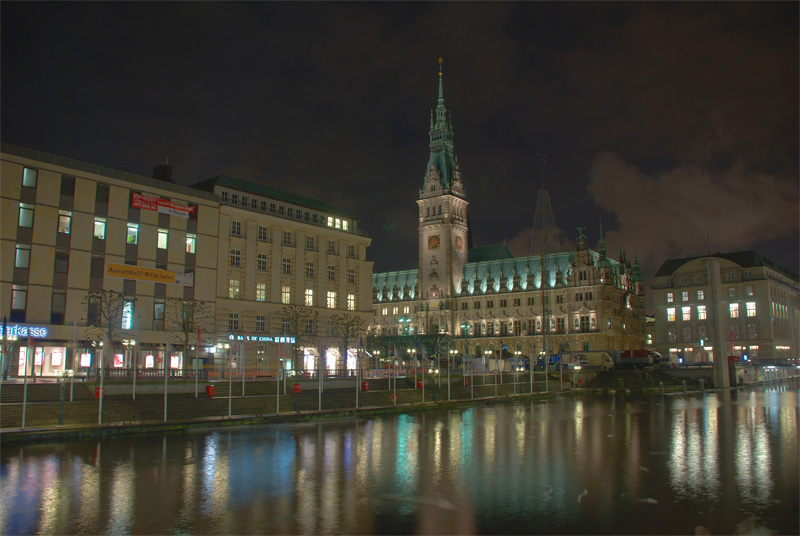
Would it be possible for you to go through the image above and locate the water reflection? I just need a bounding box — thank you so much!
[1,382,797,535]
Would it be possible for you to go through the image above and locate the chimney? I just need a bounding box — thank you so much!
[153,157,173,183]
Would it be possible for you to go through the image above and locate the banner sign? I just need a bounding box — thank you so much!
[131,192,194,218]
[106,263,193,286]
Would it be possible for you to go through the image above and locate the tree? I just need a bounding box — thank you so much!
[273,305,319,370]
[329,313,366,370]
[83,290,130,369]
[164,298,214,373]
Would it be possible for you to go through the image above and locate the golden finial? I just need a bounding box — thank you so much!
[438,56,443,75]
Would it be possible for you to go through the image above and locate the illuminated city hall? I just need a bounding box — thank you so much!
[368,62,648,363]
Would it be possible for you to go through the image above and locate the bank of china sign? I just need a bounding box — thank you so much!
[105,263,194,286]
[229,334,296,344]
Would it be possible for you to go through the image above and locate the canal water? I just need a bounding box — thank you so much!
[1,382,798,535]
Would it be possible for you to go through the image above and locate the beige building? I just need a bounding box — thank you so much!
[1,143,219,378]
[651,252,799,365]
[1,144,373,379]
[192,175,373,375]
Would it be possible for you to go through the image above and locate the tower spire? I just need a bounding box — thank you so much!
[421,57,459,195]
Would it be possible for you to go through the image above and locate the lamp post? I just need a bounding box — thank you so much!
[514,350,521,394]
[124,339,136,400]
[573,365,581,390]
[277,358,284,414]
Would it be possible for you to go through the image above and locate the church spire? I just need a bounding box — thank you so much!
[421,57,461,197]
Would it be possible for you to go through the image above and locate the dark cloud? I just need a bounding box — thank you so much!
[2,1,797,311]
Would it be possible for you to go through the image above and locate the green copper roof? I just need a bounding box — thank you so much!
[468,244,513,263]
[193,174,355,219]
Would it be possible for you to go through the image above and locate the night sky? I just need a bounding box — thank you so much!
[3,2,798,312]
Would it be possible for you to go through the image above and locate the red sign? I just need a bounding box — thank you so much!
[132,192,194,218]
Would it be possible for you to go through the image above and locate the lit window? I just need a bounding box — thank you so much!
[127,223,139,244]
[305,288,314,306]
[230,250,241,267]
[327,216,334,227]
[11,285,27,310]
[327,291,337,309]
[403,306,409,314]
[157,228,168,249]
[19,203,34,228]
[282,258,291,275]
[15,244,31,268]
[335,218,341,229]
[382,308,388,316]
[94,217,106,239]
[681,291,689,302]
[667,308,676,322]
[697,305,707,320]
[186,234,196,254]
[393,307,399,314]
[697,290,704,301]
[257,253,267,271]
[22,167,38,187]
[729,303,739,318]
[56,210,72,234]
[121,299,134,329]
[347,294,356,311]
[682,307,691,321]
[305,262,315,278]
[342,220,348,231]
[229,279,240,299]
[281,286,291,304]
[666,292,674,303]
[746,302,756,317]
[256,283,266,302]
[231,220,241,236]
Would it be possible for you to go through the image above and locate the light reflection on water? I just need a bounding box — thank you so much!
[1,382,798,535]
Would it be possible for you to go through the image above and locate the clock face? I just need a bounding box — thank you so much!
[455,235,463,251]
[428,234,441,250]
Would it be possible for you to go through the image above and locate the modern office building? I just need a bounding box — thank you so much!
[651,251,799,365]
[1,143,373,378]
[1,143,219,378]
[368,62,647,364]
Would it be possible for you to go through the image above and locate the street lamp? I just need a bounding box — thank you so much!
[573,365,581,389]
[123,339,136,400]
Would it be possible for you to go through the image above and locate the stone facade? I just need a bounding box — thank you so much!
[651,252,799,364]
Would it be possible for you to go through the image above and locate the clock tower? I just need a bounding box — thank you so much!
[417,58,469,334]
